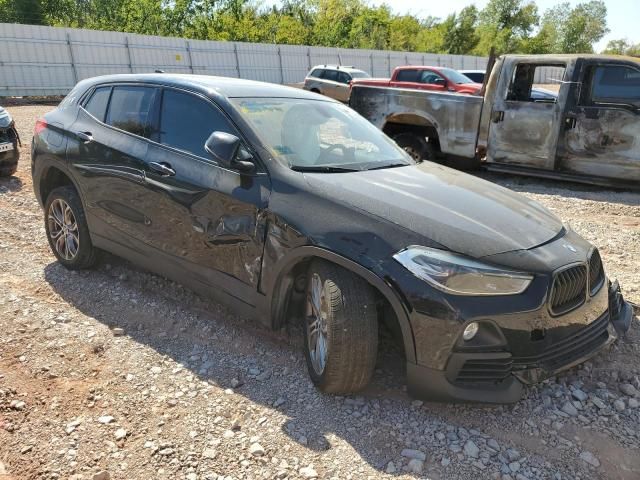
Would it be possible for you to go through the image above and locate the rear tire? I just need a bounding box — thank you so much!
[393,132,437,162]
[303,259,378,394]
[44,186,99,270]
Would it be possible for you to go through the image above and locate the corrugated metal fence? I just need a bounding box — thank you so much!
[0,23,555,97]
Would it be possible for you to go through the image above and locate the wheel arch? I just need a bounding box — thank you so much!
[36,160,83,207]
[382,114,441,150]
[266,246,417,363]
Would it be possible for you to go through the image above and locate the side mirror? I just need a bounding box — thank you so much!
[205,131,255,173]
[434,78,446,87]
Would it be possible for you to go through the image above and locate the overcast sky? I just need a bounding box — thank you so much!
[364,0,639,52]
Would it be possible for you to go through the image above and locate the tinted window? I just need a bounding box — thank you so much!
[336,71,351,84]
[84,87,111,122]
[395,69,420,82]
[322,70,338,82]
[106,86,157,137]
[310,69,323,78]
[463,72,484,83]
[160,89,234,158]
[420,71,445,85]
[592,65,640,104]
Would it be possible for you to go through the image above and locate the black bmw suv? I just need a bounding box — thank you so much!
[32,74,633,403]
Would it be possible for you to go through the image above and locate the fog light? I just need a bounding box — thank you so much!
[463,322,479,341]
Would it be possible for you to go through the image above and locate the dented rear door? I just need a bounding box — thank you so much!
[559,60,640,181]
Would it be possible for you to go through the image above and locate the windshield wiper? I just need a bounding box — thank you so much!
[365,162,411,171]
[290,165,360,173]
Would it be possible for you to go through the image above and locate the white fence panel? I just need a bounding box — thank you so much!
[0,23,560,96]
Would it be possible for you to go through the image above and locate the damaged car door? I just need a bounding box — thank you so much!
[487,59,567,169]
[143,87,271,304]
[559,60,640,181]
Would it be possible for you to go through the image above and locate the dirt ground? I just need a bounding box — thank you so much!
[0,104,639,480]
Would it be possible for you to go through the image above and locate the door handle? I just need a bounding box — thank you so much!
[75,131,93,143]
[149,161,176,176]
[565,115,577,130]
[492,111,505,123]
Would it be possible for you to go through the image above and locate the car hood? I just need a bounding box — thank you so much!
[0,106,13,129]
[302,162,563,258]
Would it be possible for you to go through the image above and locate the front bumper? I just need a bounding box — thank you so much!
[406,281,633,403]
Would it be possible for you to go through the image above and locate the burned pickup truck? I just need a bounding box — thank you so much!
[350,54,640,187]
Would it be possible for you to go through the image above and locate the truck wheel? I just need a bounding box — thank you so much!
[393,132,436,162]
[303,259,378,394]
[44,186,99,270]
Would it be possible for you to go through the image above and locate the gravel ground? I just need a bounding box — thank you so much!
[0,104,639,480]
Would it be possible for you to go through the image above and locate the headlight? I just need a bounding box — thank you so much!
[393,246,533,296]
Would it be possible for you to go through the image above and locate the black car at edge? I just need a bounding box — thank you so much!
[31,74,633,403]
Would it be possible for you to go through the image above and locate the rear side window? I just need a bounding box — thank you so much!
[395,69,419,82]
[336,71,351,84]
[322,70,338,82]
[83,87,111,122]
[159,89,234,158]
[310,69,323,78]
[106,86,158,138]
[591,65,640,105]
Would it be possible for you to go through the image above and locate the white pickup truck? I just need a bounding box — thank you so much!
[349,54,640,187]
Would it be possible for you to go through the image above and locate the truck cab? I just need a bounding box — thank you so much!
[350,54,640,187]
[479,55,640,184]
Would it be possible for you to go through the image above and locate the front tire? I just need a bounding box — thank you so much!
[44,186,99,269]
[303,260,378,394]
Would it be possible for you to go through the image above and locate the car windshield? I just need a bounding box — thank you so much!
[349,71,370,79]
[231,98,413,171]
[441,68,475,84]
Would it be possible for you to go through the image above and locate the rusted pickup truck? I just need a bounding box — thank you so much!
[350,54,640,187]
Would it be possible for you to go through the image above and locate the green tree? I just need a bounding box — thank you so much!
[474,0,539,55]
[603,39,640,56]
[0,0,46,24]
[349,5,391,50]
[529,1,608,54]
[442,6,479,54]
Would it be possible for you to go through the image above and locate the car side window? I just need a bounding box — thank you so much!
[420,71,445,85]
[395,69,419,82]
[159,89,235,159]
[83,87,111,122]
[322,70,338,82]
[336,71,351,84]
[106,86,158,138]
[310,69,323,78]
[590,65,640,106]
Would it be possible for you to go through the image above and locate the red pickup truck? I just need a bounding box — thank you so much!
[351,66,481,95]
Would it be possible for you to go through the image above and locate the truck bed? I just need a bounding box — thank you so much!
[349,85,483,159]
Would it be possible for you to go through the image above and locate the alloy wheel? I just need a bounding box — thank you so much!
[48,198,79,261]
[306,273,329,375]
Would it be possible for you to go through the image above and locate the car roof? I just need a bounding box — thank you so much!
[459,69,485,73]
[76,74,332,101]
[310,65,366,73]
